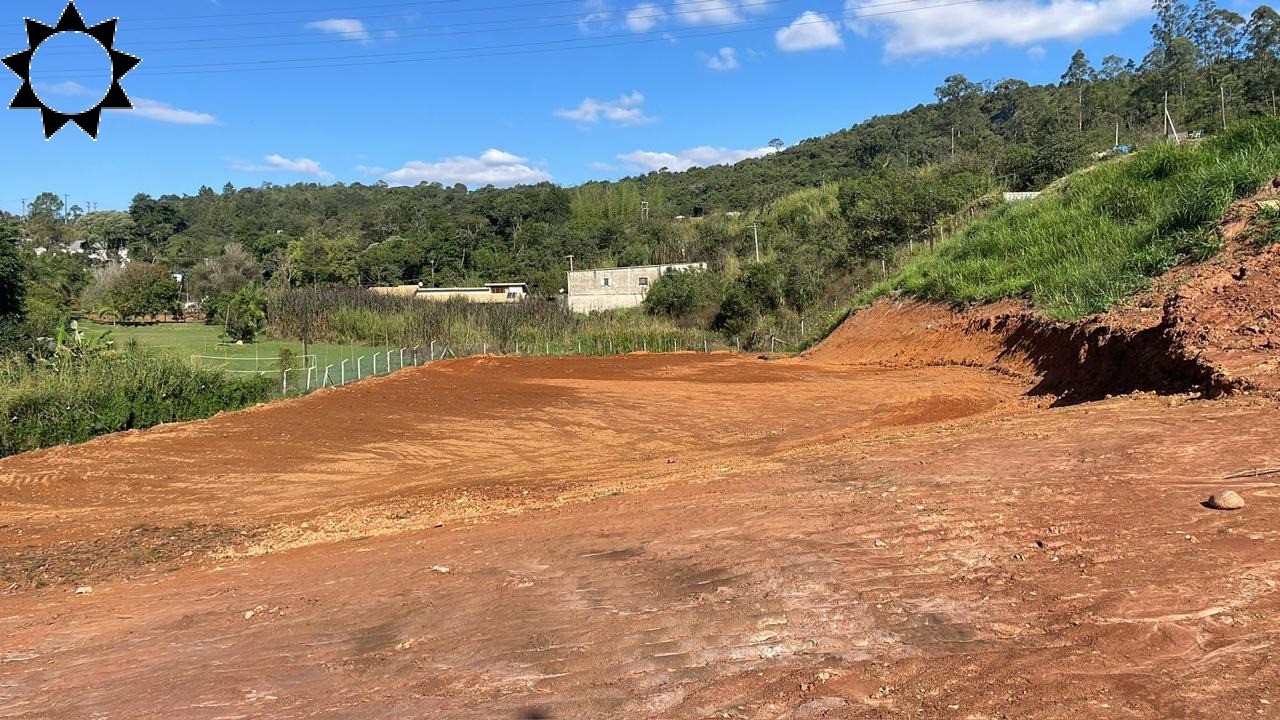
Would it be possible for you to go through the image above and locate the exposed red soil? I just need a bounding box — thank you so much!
[4,189,1280,717]
[1,344,1279,719]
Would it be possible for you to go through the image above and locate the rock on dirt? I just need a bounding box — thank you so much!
[1208,490,1246,510]
[74,586,93,595]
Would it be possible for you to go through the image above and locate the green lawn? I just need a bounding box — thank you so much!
[77,320,410,392]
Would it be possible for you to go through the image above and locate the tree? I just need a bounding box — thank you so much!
[838,173,922,259]
[104,263,179,322]
[643,268,722,318]
[768,138,785,151]
[76,211,136,260]
[0,221,26,348]
[1061,49,1097,130]
[220,286,267,343]
[189,243,261,301]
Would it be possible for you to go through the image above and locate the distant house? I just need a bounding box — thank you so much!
[370,284,423,298]
[420,283,529,303]
[371,282,529,304]
[567,263,707,314]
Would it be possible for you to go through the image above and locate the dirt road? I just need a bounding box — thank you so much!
[2,351,1279,718]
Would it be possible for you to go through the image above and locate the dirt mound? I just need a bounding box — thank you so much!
[810,179,1280,404]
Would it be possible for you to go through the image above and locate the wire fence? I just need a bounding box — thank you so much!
[221,332,802,400]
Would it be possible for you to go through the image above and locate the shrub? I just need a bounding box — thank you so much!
[643,269,723,318]
[0,344,273,457]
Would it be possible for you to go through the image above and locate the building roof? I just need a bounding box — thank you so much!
[569,262,706,275]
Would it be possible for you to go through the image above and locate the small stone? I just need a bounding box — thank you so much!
[1208,490,1246,510]
[431,565,451,574]
[244,610,255,620]
[873,540,889,548]
[74,586,93,595]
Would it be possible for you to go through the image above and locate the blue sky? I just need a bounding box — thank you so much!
[0,0,1255,213]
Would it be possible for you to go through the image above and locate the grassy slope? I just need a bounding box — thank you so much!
[884,118,1280,321]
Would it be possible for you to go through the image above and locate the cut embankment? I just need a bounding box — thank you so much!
[811,152,1280,405]
[807,300,1228,405]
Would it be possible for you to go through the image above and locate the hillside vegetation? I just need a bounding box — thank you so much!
[10,0,1278,344]
[887,118,1280,320]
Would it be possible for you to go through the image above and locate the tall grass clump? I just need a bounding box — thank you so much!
[888,117,1280,320]
[0,342,274,457]
[268,288,723,354]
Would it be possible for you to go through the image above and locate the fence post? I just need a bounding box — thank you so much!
[577,339,582,355]
[736,337,741,353]
[413,346,421,366]
[643,339,648,353]
[373,354,379,375]
[609,338,613,355]
[483,342,487,356]
[400,348,406,368]
[282,368,290,395]
[704,338,708,354]
[385,351,393,372]
[325,365,334,388]
[341,360,348,386]
[306,366,313,392]
[358,357,364,379]
[430,340,436,361]
[546,341,550,356]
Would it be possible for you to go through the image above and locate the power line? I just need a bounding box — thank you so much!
[32,0,985,78]
[27,0,803,55]
[1,0,775,38]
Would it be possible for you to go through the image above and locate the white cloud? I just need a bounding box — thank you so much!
[589,161,619,171]
[578,0,611,33]
[129,98,218,125]
[706,47,740,70]
[1027,45,1047,61]
[232,155,335,180]
[626,3,666,31]
[383,149,552,188]
[618,145,778,173]
[37,83,218,125]
[672,0,770,24]
[555,91,657,126]
[845,0,1150,56]
[304,18,372,42]
[776,11,843,52]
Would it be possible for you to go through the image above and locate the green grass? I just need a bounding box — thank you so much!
[883,118,1280,321]
[77,320,394,390]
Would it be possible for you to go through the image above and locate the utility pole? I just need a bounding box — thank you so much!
[63,194,70,223]
[950,126,956,158]
[565,254,575,272]
[1164,92,1169,139]
[1115,122,1120,148]
[19,199,26,218]
[748,223,760,262]
[1220,85,1227,131]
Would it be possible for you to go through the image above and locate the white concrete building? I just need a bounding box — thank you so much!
[567,263,707,314]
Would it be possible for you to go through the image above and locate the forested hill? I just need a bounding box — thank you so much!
[14,0,1280,308]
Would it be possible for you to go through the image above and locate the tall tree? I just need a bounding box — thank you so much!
[1062,49,1097,130]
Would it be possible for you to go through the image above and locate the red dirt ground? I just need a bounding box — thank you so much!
[2,314,1279,717]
